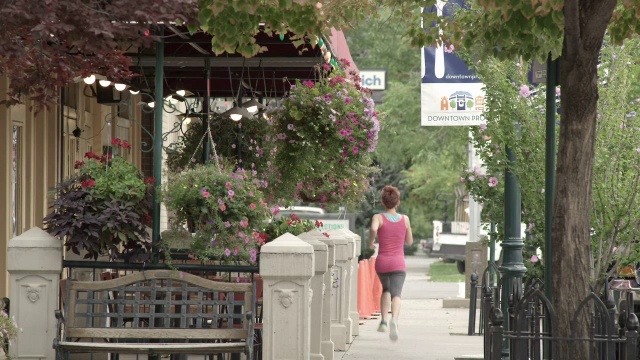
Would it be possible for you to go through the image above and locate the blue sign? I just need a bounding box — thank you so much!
[422,0,479,84]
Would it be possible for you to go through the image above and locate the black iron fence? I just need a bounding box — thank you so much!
[474,264,639,360]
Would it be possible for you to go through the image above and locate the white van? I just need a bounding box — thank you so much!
[274,206,325,219]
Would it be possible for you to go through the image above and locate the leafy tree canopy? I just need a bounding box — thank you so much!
[0,0,375,107]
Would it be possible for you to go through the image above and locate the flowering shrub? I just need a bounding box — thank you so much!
[264,62,380,206]
[0,307,18,354]
[260,213,327,243]
[162,163,271,263]
[43,139,154,261]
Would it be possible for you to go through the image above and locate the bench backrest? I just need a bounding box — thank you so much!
[64,270,253,341]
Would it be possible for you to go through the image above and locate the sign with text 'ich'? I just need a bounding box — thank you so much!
[360,70,386,91]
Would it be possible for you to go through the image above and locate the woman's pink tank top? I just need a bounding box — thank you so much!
[375,214,407,273]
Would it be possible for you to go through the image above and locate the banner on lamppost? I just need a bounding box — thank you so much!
[421,0,485,126]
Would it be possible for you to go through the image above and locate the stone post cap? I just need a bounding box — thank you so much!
[8,227,60,248]
[8,227,62,272]
[300,230,337,267]
[298,233,329,274]
[261,232,314,254]
[326,229,355,259]
[259,233,314,278]
[342,228,362,241]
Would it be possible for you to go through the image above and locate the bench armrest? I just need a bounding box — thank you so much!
[245,311,254,357]
[53,310,65,349]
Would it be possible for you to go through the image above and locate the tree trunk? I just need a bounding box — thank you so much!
[552,0,615,358]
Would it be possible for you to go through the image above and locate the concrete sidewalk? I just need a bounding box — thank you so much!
[337,254,483,360]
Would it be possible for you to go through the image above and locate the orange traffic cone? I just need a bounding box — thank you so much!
[369,256,383,315]
[358,260,371,319]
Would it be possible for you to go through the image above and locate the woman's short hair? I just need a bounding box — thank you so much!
[381,186,400,209]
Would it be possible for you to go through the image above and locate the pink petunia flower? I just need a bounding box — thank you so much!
[530,255,539,263]
[488,177,498,187]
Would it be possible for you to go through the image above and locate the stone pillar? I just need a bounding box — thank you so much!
[297,232,328,360]
[306,232,336,360]
[327,230,355,345]
[325,232,349,351]
[7,227,62,360]
[344,230,361,337]
[260,233,314,360]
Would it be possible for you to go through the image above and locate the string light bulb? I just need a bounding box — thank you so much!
[83,75,96,85]
[114,83,126,91]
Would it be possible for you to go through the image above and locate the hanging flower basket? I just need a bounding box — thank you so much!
[162,162,271,264]
[264,64,380,206]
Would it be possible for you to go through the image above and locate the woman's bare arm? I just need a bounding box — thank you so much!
[369,214,381,249]
[404,215,414,246]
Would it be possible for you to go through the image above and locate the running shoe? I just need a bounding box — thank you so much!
[377,320,387,332]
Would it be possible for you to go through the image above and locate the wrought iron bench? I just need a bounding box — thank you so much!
[53,269,254,358]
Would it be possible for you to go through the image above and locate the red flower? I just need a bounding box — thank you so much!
[81,179,95,188]
[85,151,96,159]
[302,80,315,89]
[145,177,155,185]
[121,141,132,149]
[111,138,122,146]
[143,213,152,225]
[315,220,323,227]
[329,76,344,87]
[74,160,85,169]
[290,214,301,222]
[323,232,330,238]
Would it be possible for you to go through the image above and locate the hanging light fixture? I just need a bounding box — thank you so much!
[98,79,111,87]
[83,75,96,85]
[114,83,127,91]
[241,98,265,114]
[222,104,251,122]
[175,78,187,97]
[129,88,140,95]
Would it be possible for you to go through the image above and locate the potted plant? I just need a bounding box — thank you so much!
[43,139,154,261]
[260,212,328,244]
[264,61,380,206]
[162,162,271,264]
[0,305,19,356]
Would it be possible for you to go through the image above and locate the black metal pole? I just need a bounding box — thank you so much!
[499,144,526,358]
[151,27,164,264]
[202,58,211,164]
[544,55,557,302]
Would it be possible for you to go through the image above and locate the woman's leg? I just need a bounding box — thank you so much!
[390,295,402,320]
[377,273,392,331]
[381,291,391,321]
[388,272,407,341]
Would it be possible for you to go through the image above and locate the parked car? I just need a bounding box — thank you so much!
[274,206,325,219]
